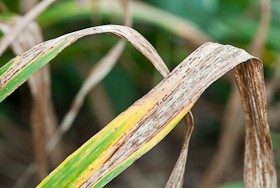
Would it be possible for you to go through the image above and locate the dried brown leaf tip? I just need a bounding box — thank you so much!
[234,60,276,188]
[76,42,276,188]
[161,42,276,188]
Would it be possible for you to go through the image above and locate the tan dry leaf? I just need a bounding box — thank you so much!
[199,0,272,186]
[0,25,169,97]
[0,17,63,180]
[234,61,276,188]
[73,42,276,188]
[165,112,194,188]
[0,0,56,56]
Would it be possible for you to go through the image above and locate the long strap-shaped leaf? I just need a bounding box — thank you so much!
[0,25,276,187]
[0,25,169,102]
[39,43,275,187]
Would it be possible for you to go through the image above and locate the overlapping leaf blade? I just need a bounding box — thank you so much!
[0,24,276,188]
[0,25,169,102]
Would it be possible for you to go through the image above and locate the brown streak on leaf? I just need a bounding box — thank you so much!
[79,43,274,187]
[234,60,276,188]
[0,25,169,94]
[200,0,271,186]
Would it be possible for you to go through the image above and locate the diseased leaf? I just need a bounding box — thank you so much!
[199,0,272,186]
[0,25,169,102]
[234,61,276,188]
[35,42,275,187]
[0,24,275,187]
